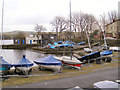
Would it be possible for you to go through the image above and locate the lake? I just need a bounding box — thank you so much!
[1,49,50,68]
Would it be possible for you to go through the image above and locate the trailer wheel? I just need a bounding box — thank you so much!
[102,58,106,62]
[28,68,32,75]
[15,69,19,74]
[96,59,101,64]
[106,57,112,62]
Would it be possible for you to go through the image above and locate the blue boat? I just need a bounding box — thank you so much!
[13,55,34,75]
[49,46,55,49]
[77,41,85,45]
[100,50,113,56]
[34,55,62,72]
[0,57,12,71]
[77,51,101,62]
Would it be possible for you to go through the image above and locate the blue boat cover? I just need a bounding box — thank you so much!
[77,41,85,45]
[100,50,113,56]
[13,55,34,67]
[54,42,58,45]
[77,51,101,61]
[64,43,69,47]
[0,57,12,70]
[58,41,62,44]
[34,55,62,65]
[49,46,55,49]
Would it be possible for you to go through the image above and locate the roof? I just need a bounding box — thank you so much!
[106,19,120,27]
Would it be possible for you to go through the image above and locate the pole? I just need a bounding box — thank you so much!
[1,0,4,56]
[69,0,72,60]
[103,29,107,50]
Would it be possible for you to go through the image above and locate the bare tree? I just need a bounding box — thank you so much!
[50,16,68,40]
[34,24,46,44]
[108,10,118,23]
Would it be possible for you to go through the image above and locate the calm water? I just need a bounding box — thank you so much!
[0,40,49,65]
[1,49,50,67]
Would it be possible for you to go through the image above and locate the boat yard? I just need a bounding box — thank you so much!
[1,51,119,87]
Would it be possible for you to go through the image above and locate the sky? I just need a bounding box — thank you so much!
[0,0,119,32]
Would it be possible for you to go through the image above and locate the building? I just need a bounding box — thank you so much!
[42,33,57,44]
[105,19,120,39]
[26,35,38,44]
[14,37,26,44]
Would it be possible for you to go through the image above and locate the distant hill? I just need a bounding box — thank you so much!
[3,30,36,35]
[0,30,36,39]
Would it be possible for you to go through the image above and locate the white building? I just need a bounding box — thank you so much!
[26,35,41,44]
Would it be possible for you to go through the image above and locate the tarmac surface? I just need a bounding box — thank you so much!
[4,67,119,89]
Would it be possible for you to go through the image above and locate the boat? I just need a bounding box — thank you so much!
[93,80,119,89]
[13,55,34,75]
[54,56,82,70]
[109,47,120,51]
[34,55,62,72]
[84,48,92,53]
[76,51,101,63]
[100,50,113,56]
[0,56,12,74]
[77,41,85,45]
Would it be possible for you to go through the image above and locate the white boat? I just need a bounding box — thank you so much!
[109,47,120,51]
[54,56,82,70]
[84,48,92,53]
[34,55,62,72]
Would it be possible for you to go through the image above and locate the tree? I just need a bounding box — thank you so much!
[50,16,68,40]
[71,12,97,40]
[34,24,46,44]
[108,10,118,23]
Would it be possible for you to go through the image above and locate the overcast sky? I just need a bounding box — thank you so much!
[0,0,119,32]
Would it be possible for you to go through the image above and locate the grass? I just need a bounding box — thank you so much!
[2,52,119,87]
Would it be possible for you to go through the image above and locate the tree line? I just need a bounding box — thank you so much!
[35,10,118,41]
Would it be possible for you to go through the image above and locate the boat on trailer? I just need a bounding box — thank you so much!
[13,55,34,75]
[54,56,82,70]
[76,51,101,63]
[34,55,62,72]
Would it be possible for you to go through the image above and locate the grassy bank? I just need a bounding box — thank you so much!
[2,54,119,87]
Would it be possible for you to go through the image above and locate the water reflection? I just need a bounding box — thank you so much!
[1,49,49,64]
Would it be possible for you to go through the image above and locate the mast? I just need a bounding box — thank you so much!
[103,29,107,49]
[69,0,72,60]
[85,29,92,50]
[1,0,4,56]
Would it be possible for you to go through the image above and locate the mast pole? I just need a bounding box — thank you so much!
[1,0,4,56]
[69,0,72,60]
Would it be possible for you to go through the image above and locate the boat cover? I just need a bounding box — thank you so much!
[0,57,12,70]
[77,51,101,62]
[34,55,62,65]
[58,41,62,44]
[77,41,85,45]
[49,46,55,49]
[100,50,113,56]
[13,55,34,67]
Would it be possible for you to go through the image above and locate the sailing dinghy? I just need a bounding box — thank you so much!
[54,56,82,70]
[13,55,33,75]
[34,55,62,72]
